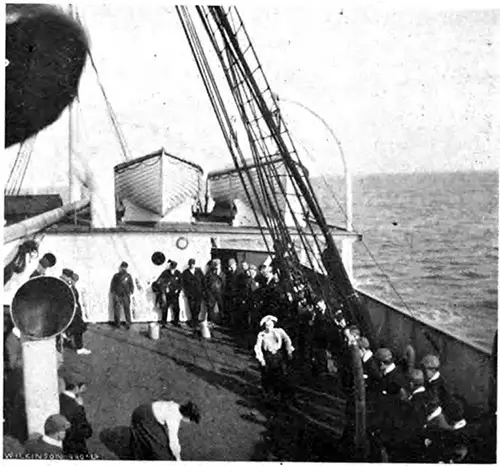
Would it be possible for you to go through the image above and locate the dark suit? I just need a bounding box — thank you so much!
[425,374,464,422]
[238,273,258,328]
[4,331,27,442]
[24,436,64,459]
[110,271,134,326]
[68,285,87,349]
[386,388,441,461]
[371,365,406,435]
[204,269,225,324]
[59,393,92,456]
[363,353,383,393]
[156,269,182,324]
[224,268,239,325]
[182,267,204,322]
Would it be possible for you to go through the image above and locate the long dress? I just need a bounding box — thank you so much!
[130,403,175,460]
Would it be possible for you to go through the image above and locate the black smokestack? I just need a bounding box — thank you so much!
[5,4,89,147]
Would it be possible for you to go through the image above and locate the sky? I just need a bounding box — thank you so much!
[4,2,499,198]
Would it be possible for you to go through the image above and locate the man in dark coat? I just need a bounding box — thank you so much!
[224,258,239,326]
[204,259,225,326]
[311,299,331,375]
[370,348,407,435]
[110,261,134,329]
[421,354,467,429]
[182,259,204,324]
[357,337,382,395]
[59,374,93,458]
[24,414,70,459]
[385,368,442,462]
[4,326,27,442]
[238,264,259,329]
[61,269,90,355]
[156,260,182,327]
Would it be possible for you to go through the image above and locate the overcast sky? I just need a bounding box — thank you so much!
[5,2,499,196]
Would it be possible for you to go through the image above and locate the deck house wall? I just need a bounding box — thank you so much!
[9,232,214,323]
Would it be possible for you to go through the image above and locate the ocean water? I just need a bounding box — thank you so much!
[315,170,498,351]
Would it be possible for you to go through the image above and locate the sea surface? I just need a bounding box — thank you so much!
[314,170,498,351]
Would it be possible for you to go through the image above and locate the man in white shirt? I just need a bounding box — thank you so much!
[130,400,201,460]
[254,315,295,403]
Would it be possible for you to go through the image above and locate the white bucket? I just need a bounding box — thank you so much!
[200,321,211,339]
[149,322,160,340]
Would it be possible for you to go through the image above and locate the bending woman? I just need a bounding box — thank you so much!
[130,400,200,460]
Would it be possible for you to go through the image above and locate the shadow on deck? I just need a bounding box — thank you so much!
[59,323,347,461]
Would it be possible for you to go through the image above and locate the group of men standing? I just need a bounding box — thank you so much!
[148,257,276,329]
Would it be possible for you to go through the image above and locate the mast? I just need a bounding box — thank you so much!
[203,7,375,343]
[179,8,372,457]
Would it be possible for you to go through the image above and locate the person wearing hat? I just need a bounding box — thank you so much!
[4,325,27,442]
[369,348,407,435]
[311,299,331,376]
[238,263,259,330]
[129,400,201,460]
[421,354,467,430]
[374,348,406,395]
[155,260,182,327]
[59,373,93,457]
[357,337,381,390]
[109,261,134,329]
[382,369,443,461]
[30,253,56,279]
[254,315,295,403]
[24,413,71,458]
[61,268,90,355]
[182,259,205,325]
[204,259,225,326]
[224,258,239,327]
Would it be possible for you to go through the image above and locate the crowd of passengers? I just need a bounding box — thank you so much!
[4,255,473,461]
[161,255,471,462]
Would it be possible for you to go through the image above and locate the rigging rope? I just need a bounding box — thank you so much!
[199,7,352,310]
[289,121,439,348]
[5,136,37,196]
[86,50,130,163]
[176,7,274,254]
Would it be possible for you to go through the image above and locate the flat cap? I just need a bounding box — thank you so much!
[44,414,70,435]
[375,348,393,363]
[61,268,74,278]
[63,372,87,388]
[358,337,370,350]
[421,354,440,369]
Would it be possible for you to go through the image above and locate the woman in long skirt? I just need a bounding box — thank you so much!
[130,400,200,461]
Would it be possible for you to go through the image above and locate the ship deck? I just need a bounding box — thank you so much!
[62,323,348,461]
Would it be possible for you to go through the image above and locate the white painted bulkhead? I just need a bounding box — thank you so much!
[7,232,213,323]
